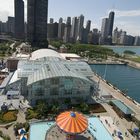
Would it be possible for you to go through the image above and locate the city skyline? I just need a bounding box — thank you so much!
[0,0,140,36]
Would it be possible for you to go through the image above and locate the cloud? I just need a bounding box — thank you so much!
[109,9,140,18]
[0,11,9,22]
[115,21,140,36]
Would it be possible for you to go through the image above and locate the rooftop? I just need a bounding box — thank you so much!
[112,100,134,115]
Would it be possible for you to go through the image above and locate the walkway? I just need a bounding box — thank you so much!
[102,103,136,140]
[0,109,26,140]
[91,75,140,121]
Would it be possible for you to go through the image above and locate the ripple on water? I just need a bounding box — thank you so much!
[90,64,140,103]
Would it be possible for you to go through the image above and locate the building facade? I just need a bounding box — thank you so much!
[7,17,15,36]
[77,15,84,41]
[100,18,109,44]
[27,0,48,48]
[71,17,78,42]
[14,0,24,40]
[14,49,95,106]
[63,17,71,43]
[58,18,65,40]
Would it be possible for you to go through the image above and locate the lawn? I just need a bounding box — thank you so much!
[0,110,18,123]
[130,57,140,63]
[89,103,107,113]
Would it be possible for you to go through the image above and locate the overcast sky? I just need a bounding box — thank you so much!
[0,0,140,36]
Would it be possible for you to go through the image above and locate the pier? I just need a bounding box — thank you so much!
[91,73,140,121]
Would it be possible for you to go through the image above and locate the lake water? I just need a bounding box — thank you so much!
[90,64,140,103]
[104,46,140,56]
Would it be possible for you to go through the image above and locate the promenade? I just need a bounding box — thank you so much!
[91,74,140,121]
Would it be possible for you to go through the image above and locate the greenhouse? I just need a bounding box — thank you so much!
[14,49,95,105]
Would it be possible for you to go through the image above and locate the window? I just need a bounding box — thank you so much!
[64,78,73,90]
[51,78,59,85]
[50,87,59,95]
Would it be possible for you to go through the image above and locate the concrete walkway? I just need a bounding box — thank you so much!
[91,75,140,121]
[102,103,135,140]
[0,109,26,140]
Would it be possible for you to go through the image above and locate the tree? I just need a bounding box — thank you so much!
[80,102,89,113]
[36,102,48,117]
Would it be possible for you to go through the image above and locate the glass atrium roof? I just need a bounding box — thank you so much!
[17,49,94,85]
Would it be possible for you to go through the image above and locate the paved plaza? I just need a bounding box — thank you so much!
[0,95,30,110]
[46,125,94,140]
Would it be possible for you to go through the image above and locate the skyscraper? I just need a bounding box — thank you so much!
[50,18,54,24]
[108,11,115,37]
[14,0,24,40]
[7,16,15,36]
[71,17,78,42]
[63,17,71,43]
[86,20,91,33]
[77,14,84,41]
[100,11,115,45]
[27,0,48,48]
[58,18,65,40]
[100,18,109,44]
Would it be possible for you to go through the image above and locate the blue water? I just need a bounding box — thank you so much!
[88,117,113,140]
[30,122,54,140]
[90,64,140,103]
[29,118,113,140]
[104,46,140,56]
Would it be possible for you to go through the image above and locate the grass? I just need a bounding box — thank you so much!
[130,57,140,63]
[0,110,18,123]
[89,103,107,113]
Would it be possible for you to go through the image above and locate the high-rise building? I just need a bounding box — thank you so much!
[113,27,119,44]
[86,20,91,33]
[59,18,63,24]
[27,0,48,48]
[14,0,24,40]
[0,21,2,34]
[100,11,115,45]
[77,14,84,41]
[47,22,58,40]
[50,18,54,24]
[0,22,8,33]
[63,17,71,43]
[58,18,65,40]
[108,11,115,37]
[7,16,15,36]
[134,36,140,46]
[81,28,88,43]
[71,17,78,42]
[100,18,109,44]
[92,29,99,45]
[120,31,127,45]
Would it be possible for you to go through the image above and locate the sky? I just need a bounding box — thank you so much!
[0,0,140,36]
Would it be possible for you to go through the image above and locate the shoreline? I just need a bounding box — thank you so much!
[88,57,140,70]
[93,71,140,107]
[91,72,140,121]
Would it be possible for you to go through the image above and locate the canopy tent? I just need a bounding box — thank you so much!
[18,128,26,135]
[56,111,88,134]
[20,135,27,140]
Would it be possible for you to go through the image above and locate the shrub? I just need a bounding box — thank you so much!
[0,110,18,123]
